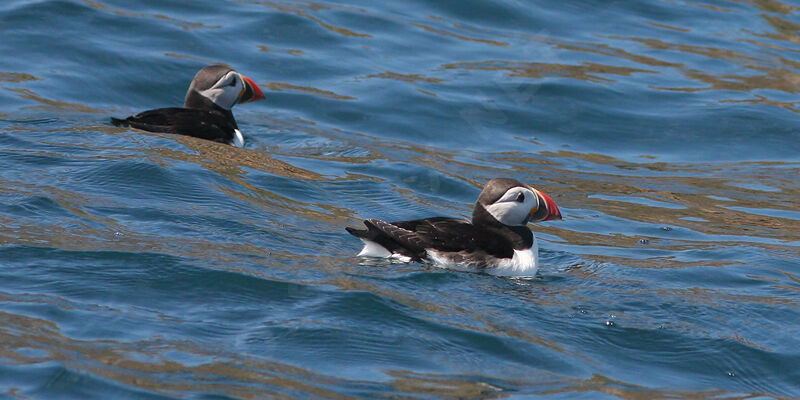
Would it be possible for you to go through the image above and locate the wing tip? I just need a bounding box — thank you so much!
[347,219,425,262]
[364,218,387,229]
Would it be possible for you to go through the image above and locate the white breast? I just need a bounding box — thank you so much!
[491,245,539,277]
[425,237,539,277]
[232,129,244,148]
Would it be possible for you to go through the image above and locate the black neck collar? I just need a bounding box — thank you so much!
[472,204,534,250]
[184,91,238,128]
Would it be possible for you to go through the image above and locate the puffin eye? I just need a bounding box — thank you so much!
[228,77,237,87]
[516,193,525,202]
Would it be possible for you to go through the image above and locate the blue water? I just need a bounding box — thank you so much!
[1,0,799,398]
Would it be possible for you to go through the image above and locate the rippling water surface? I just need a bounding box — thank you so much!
[1,0,799,398]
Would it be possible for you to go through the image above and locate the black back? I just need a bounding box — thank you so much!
[346,177,541,264]
[111,107,236,144]
[111,63,239,144]
[346,215,533,262]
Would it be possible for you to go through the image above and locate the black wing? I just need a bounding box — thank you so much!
[346,217,516,260]
[111,107,235,144]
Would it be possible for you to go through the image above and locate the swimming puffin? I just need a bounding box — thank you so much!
[111,64,265,147]
[346,178,562,276]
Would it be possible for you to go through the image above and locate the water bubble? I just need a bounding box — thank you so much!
[727,371,736,377]
[661,226,672,231]
[572,306,588,314]
[605,320,615,327]
[638,238,650,245]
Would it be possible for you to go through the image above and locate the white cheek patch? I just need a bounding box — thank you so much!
[198,86,239,110]
[485,187,538,226]
[198,72,241,110]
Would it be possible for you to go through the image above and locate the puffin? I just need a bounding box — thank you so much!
[111,64,265,147]
[346,178,562,276]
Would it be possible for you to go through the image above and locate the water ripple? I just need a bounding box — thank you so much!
[1,0,800,398]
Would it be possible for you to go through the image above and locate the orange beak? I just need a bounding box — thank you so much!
[540,191,562,221]
[529,189,562,222]
[239,75,265,104]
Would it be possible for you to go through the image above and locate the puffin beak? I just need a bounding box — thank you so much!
[529,189,562,222]
[238,75,265,104]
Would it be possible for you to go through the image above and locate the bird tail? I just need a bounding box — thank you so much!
[110,117,129,127]
[345,226,369,239]
[346,219,390,240]
[346,220,421,261]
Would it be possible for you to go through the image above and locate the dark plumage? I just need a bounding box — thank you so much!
[346,178,562,275]
[346,217,532,262]
[111,64,264,146]
[111,108,237,143]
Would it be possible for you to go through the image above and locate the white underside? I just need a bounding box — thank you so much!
[356,238,539,277]
[357,240,392,257]
[491,246,539,277]
[357,240,412,262]
[232,129,244,148]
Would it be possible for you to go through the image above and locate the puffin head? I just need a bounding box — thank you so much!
[473,178,562,226]
[184,64,265,110]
